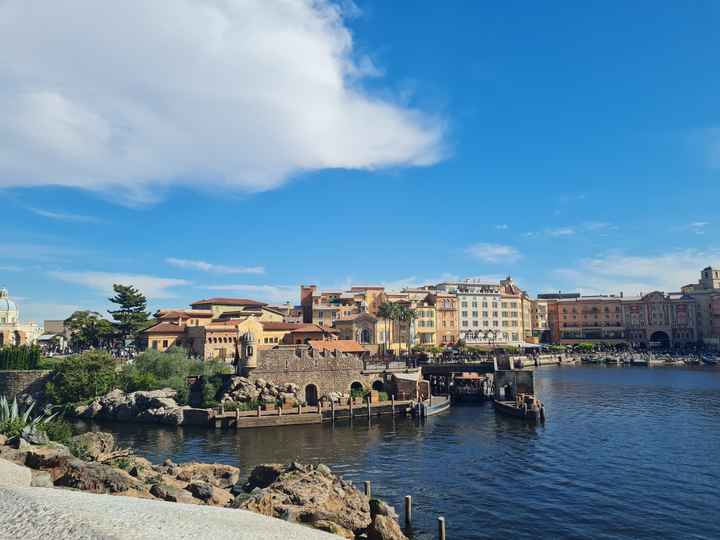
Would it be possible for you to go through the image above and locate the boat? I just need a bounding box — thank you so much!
[605,356,623,366]
[647,356,665,367]
[702,356,719,366]
[414,395,451,417]
[494,393,546,422]
[631,355,649,367]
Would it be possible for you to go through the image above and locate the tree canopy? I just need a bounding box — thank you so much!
[108,284,150,346]
[65,310,114,351]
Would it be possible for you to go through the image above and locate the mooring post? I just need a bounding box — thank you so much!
[364,481,371,498]
[331,399,335,422]
[298,404,302,415]
[278,405,282,416]
[438,517,446,540]
[404,495,412,526]
[392,394,395,415]
[235,408,240,428]
[367,399,371,419]
[349,398,353,420]
[257,406,261,418]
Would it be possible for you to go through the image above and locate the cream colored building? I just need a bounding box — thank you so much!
[681,266,720,347]
[0,288,43,347]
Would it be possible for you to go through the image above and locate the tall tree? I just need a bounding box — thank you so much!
[398,305,417,354]
[65,310,114,351]
[108,284,150,347]
[377,302,394,356]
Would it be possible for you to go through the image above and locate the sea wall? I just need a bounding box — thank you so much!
[0,370,50,401]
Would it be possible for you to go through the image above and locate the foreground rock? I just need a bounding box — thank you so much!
[1,433,406,539]
[74,388,186,425]
[239,463,407,539]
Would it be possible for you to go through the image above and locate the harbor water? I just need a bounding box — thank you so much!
[85,366,720,539]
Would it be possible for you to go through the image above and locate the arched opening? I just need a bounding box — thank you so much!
[350,381,364,398]
[372,380,384,392]
[13,331,21,346]
[305,384,318,406]
[649,331,670,348]
[360,328,371,344]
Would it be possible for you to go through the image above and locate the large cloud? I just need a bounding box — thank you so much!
[0,0,444,203]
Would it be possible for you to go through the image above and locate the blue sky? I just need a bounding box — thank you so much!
[1,0,719,322]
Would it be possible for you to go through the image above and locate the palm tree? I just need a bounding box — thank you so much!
[377,302,394,357]
[400,305,417,354]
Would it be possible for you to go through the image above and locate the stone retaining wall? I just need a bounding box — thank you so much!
[0,370,51,401]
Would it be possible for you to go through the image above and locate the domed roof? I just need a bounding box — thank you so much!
[0,288,18,314]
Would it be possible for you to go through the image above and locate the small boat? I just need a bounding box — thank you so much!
[631,355,649,366]
[605,356,622,365]
[702,356,719,366]
[415,395,451,417]
[494,393,546,423]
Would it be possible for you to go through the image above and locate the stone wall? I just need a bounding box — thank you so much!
[0,370,51,401]
[246,348,384,400]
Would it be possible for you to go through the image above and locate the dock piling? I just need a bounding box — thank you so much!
[364,481,371,498]
[438,517,446,540]
[257,406,261,417]
[404,495,412,526]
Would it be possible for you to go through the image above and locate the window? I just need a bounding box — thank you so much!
[472,311,478,317]
[482,302,488,308]
[493,320,499,327]
[472,301,477,308]
[512,333,519,341]
[472,320,479,327]
[461,301,468,308]
[502,311,508,318]
[482,311,488,317]
[492,311,498,318]
[462,321,469,327]
[492,302,498,308]
[483,320,489,327]
[461,311,468,317]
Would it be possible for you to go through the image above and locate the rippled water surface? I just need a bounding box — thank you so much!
[89,366,720,539]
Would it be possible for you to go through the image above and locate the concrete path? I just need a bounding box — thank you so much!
[0,485,338,540]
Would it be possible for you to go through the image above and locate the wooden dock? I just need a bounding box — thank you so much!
[212,399,414,429]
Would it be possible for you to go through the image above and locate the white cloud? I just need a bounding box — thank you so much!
[202,284,297,304]
[166,258,264,275]
[495,224,509,230]
[546,227,576,237]
[49,271,191,299]
[27,207,100,223]
[0,0,444,204]
[465,243,522,264]
[685,222,710,235]
[551,249,720,296]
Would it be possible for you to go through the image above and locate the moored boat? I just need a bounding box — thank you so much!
[415,395,451,417]
[494,393,546,422]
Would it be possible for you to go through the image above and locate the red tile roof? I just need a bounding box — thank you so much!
[308,340,367,353]
[261,322,305,331]
[143,322,186,334]
[190,297,267,307]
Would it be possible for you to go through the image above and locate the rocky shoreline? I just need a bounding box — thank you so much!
[0,431,406,540]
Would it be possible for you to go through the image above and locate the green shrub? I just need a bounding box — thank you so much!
[0,345,41,370]
[222,400,262,412]
[45,351,118,405]
[40,418,75,445]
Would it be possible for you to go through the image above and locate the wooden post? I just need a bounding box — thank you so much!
[278,405,282,416]
[404,495,412,526]
[367,399,371,419]
[235,408,240,429]
[331,399,335,422]
[257,406,261,418]
[349,398,353,420]
[392,395,395,415]
[438,517,446,540]
[364,481,371,498]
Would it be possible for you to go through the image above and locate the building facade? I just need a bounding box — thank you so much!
[0,288,43,347]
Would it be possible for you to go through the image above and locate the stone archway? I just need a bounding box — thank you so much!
[350,381,364,397]
[649,331,670,348]
[305,384,319,406]
[372,380,384,392]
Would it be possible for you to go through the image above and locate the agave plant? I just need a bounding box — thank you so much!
[0,395,58,442]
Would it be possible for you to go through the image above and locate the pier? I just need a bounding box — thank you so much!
[212,398,414,429]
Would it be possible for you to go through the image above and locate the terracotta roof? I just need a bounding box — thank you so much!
[261,322,305,331]
[308,340,367,353]
[190,297,267,307]
[157,310,191,319]
[143,322,186,335]
[289,324,339,334]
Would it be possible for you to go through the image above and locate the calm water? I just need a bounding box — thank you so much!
[82,366,720,539]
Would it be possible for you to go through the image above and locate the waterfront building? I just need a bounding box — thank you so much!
[432,292,458,346]
[542,294,625,344]
[0,288,43,347]
[435,277,528,348]
[621,292,696,348]
[144,297,336,360]
[531,300,551,343]
[681,267,720,349]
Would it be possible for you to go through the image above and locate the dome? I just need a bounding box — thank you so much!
[0,288,18,316]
